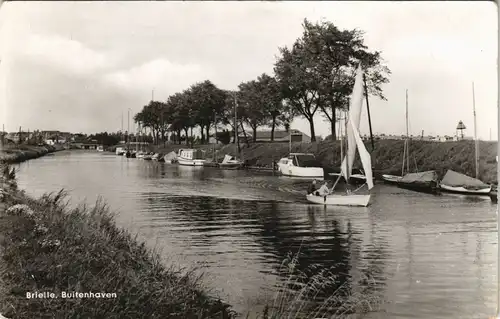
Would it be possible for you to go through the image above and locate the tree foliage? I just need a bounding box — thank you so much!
[274,19,390,141]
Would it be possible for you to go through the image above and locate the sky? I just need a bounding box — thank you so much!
[0,1,497,140]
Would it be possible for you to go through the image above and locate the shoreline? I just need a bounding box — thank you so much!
[0,144,65,164]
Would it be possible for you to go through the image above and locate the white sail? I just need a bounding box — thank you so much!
[349,117,374,190]
[341,65,365,179]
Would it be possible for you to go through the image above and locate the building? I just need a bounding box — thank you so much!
[238,129,312,143]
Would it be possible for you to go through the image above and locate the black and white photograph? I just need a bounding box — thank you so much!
[0,1,497,318]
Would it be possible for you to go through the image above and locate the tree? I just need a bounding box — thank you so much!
[237,80,269,142]
[275,19,390,141]
[188,80,227,144]
[243,73,290,142]
[165,92,192,145]
[274,41,322,142]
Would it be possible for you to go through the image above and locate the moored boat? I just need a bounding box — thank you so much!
[163,151,178,164]
[97,145,104,152]
[396,171,440,195]
[143,152,153,160]
[152,153,164,162]
[439,170,491,195]
[177,149,206,166]
[218,154,243,170]
[381,174,402,185]
[115,147,125,156]
[278,153,324,180]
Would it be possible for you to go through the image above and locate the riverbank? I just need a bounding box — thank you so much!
[0,144,65,164]
[150,140,497,183]
[0,164,235,319]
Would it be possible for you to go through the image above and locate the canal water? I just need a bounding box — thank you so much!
[15,151,497,318]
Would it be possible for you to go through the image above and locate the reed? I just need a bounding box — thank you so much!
[251,249,384,319]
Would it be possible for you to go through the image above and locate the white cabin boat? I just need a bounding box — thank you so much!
[277,153,324,180]
[177,149,206,166]
[97,145,104,152]
[439,170,491,195]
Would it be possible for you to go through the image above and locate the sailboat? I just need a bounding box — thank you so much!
[381,90,439,194]
[219,94,243,170]
[306,66,374,207]
[440,83,491,196]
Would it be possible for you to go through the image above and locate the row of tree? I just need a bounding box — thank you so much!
[133,19,390,145]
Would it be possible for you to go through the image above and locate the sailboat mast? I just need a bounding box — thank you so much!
[472,82,479,179]
[127,109,130,151]
[406,89,410,173]
[234,94,239,159]
[340,109,343,164]
[345,108,350,183]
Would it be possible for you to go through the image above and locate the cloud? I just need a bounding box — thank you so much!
[103,58,213,96]
[6,33,115,75]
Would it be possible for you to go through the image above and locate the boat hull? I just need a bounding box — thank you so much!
[178,158,206,166]
[219,162,242,170]
[306,193,371,207]
[397,181,440,195]
[279,166,324,179]
[440,184,491,195]
[381,174,402,185]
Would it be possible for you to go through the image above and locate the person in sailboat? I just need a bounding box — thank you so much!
[317,181,331,196]
[307,179,318,195]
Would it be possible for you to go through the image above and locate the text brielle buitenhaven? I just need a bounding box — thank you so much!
[26,291,117,299]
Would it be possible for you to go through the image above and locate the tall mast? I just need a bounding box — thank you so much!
[339,110,343,167]
[472,82,479,179]
[289,125,292,153]
[345,108,350,184]
[127,109,130,151]
[406,89,410,173]
[234,94,239,160]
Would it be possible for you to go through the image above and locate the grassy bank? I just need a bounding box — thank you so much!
[0,165,234,319]
[0,144,64,164]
